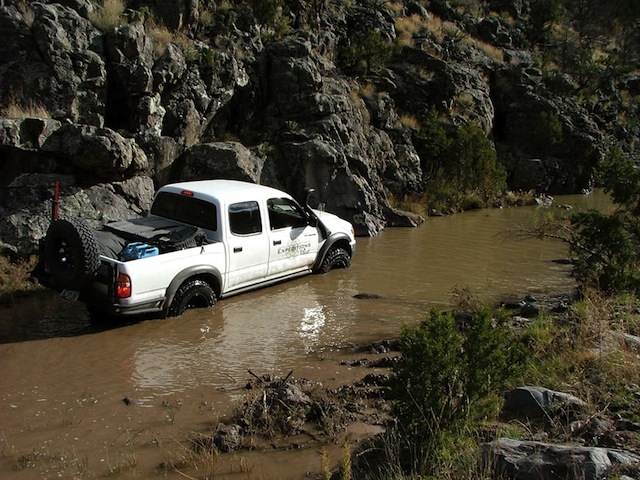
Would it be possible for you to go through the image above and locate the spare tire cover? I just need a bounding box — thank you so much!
[44,217,101,290]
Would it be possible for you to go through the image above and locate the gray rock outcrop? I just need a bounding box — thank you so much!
[484,438,640,480]
[0,0,637,254]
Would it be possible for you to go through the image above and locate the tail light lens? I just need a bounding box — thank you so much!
[116,272,131,298]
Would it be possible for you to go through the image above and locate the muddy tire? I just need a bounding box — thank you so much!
[168,279,217,317]
[317,247,351,274]
[44,217,101,290]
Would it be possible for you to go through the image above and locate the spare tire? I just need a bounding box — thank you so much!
[44,217,101,290]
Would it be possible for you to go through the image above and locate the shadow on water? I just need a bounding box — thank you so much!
[0,291,148,343]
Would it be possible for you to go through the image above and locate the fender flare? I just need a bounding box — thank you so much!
[312,232,353,272]
[164,266,223,310]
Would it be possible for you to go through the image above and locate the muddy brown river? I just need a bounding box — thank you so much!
[0,192,612,479]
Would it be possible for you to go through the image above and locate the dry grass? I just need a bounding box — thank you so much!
[1,98,50,119]
[452,92,475,114]
[395,14,424,47]
[424,14,446,41]
[397,114,421,131]
[146,23,175,58]
[387,193,429,217]
[522,291,640,424]
[467,38,504,62]
[0,254,43,304]
[88,0,126,32]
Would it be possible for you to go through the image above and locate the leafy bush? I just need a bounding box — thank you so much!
[388,307,526,474]
[570,147,640,295]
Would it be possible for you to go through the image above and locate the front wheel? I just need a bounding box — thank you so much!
[317,247,351,274]
[168,279,217,317]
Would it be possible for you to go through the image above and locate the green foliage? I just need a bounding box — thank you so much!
[508,110,563,155]
[532,111,563,150]
[391,310,464,433]
[569,148,640,295]
[199,46,216,68]
[529,0,561,44]
[421,119,506,212]
[388,307,526,474]
[417,108,452,173]
[250,0,284,26]
[446,122,506,202]
[340,31,395,75]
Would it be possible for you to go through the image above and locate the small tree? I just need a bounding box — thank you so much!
[446,121,506,203]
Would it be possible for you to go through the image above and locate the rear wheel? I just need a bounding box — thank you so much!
[168,279,217,317]
[317,247,351,274]
[44,217,101,290]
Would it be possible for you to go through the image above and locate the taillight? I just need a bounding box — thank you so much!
[116,272,131,298]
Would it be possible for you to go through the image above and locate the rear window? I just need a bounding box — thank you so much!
[150,192,217,231]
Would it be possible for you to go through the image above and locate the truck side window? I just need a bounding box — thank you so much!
[267,198,308,230]
[229,201,262,235]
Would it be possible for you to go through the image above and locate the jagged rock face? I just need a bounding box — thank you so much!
[492,64,604,193]
[0,1,106,126]
[0,0,631,254]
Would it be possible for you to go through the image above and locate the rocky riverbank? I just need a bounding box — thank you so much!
[150,291,640,479]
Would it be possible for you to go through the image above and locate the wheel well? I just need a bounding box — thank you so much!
[189,274,220,298]
[165,271,221,311]
[331,238,352,256]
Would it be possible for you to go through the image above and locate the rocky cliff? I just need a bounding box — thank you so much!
[1,0,638,254]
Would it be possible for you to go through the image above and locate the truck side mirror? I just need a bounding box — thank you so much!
[304,188,315,207]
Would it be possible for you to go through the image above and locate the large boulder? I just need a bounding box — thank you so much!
[41,124,149,178]
[484,438,640,480]
[174,141,264,184]
[503,386,588,419]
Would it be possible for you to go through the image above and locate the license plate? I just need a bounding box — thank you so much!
[60,289,80,302]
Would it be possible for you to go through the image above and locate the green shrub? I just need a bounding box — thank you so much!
[388,307,526,474]
[570,147,640,295]
[420,119,506,212]
[339,31,395,75]
[446,121,506,202]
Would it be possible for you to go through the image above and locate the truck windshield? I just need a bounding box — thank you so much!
[150,192,217,231]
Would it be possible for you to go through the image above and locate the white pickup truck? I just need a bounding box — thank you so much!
[41,180,356,316]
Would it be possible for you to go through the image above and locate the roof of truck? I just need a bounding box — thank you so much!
[157,179,294,205]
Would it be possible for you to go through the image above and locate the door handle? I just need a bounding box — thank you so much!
[273,240,282,245]
[234,247,243,253]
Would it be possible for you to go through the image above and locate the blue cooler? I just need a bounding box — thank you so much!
[119,242,159,261]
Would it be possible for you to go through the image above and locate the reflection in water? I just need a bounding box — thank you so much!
[130,283,333,401]
[299,306,326,347]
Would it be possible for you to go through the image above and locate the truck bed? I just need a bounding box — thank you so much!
[95,216,208,260]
